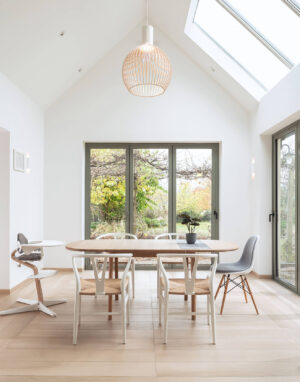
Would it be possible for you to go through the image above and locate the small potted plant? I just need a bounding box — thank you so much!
[178,213,201,244]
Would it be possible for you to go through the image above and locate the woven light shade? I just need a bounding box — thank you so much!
[122,26,172,97]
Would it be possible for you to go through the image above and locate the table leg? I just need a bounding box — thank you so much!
[108,295,112,320]
[190,258,196,320]
[115,257,119,301]
[108,257,113,320]
[191,295,196,321]
[109,257,113,278]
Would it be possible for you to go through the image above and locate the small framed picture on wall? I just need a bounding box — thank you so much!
[13,150,25,172]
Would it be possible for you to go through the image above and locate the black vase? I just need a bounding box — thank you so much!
[186,233,197,244]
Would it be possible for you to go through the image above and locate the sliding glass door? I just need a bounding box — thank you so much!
[175,148,214,239]
[273,123,299,292]
[86,143,219,242]
[132,148,169,238]
[87,147,127,239]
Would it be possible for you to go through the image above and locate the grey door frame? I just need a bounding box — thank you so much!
[272,121,299,293]
[85,142,219,244]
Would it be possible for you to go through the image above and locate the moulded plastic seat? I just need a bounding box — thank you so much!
[216,262,248,274]
[216,236,259,275]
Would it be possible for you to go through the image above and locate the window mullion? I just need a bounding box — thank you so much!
[296,123,300,294]
[217,0,294,69]
[282,0,300,17]
[128,145,134,234]
[168,146,176,233]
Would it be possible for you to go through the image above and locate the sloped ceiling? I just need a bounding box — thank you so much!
[0,0,257,111]
[150,0,258,111]
[0,0,145,109]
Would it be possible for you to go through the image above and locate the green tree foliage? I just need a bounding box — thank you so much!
[91,176,125,223]
[90,149,165,234]
[89,148,212,239]
[176,180,211,221]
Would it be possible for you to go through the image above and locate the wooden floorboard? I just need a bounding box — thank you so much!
[0,270,300,381]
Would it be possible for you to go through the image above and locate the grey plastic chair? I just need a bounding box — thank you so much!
[214,235,259,315]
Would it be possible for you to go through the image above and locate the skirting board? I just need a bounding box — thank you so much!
[0,278,31,295]
[43,268,83,272]
[251,271,272,279]
[0,268,82,295]
[43,268,75,272]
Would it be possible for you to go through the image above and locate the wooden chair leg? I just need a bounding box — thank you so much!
[35,278,44,302]
[214,275,225,300]
[244,276,259,315]
[184,295,188,301]
[240,276,248,303]
[220,275,230,315]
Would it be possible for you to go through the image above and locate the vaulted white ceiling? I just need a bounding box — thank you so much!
[0,0,145,109]
[0,0,258,110]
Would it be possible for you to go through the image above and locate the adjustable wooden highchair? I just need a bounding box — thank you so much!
[0,233,66,317]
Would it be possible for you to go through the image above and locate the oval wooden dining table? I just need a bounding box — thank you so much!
[66,239,239,320]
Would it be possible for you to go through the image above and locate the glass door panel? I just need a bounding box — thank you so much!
[276,133,297,287]
[176,148,213,239]
[89,148,126,238]
[132,148,169,239]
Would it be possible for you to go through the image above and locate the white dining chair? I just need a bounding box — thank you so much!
[155,233,180,241]
[72,253,132,344]
[157,253,218,344]
[96,232,137,298]
[155,233,187,299]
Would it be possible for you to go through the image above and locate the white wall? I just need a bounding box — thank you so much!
[0,72,44,289]
[0,128,10,289]
[252,65,300,136]
[250,65,300,275]
[45,27,251,268]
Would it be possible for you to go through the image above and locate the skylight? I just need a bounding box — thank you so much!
[193,0,300,91]
[226,0,300,65]
[284,0,300,16]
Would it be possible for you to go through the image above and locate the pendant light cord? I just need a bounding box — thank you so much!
[146,0,149,25]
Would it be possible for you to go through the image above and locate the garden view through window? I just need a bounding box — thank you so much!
[277,133,296,286]
[86,144,219,243]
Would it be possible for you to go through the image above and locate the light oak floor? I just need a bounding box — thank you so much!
[0,270,300,381]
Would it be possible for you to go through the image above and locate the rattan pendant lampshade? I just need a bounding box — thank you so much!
[122,25,172,97]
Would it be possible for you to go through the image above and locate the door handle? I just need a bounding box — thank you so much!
[269,212,275,222]
[213,210,218,220]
